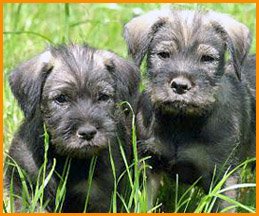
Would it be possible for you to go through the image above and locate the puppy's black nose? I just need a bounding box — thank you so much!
[77,125,97,141]
[170,77,192,94]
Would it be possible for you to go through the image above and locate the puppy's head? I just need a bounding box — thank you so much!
[124,10,251,116]
[9,44,139,158]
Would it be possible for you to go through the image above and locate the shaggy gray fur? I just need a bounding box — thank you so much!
[5,44,139,212]
[124,9,255,212]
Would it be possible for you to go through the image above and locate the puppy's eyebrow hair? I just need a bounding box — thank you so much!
[98,81,114,93]
[197,44,219,56]
[44,79,78,95]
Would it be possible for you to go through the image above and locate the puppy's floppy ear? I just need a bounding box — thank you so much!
[208,11,252,80]
[124,9,170,67]
[104,54,140,104]
[9,50,54,118]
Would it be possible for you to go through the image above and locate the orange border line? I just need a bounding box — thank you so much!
[0,1,3,216]
[1,0,258,3]
[1,1,257,216]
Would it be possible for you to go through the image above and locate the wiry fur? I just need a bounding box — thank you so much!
[5,44,139,212]
[124,9,255,212]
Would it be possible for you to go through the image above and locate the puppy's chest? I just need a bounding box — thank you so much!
[55,155,114,193]
[66,164,114,197]
[69,178,109,196]
[155,124,203,145]
[154,116,227,146]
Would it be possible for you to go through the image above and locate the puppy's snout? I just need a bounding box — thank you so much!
[77,125,97,141]
[170,77,192,94]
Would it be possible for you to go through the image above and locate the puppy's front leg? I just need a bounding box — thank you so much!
[146,171,163,210]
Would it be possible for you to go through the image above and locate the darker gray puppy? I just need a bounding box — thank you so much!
[124,10,255,211]
[5,44,139,212]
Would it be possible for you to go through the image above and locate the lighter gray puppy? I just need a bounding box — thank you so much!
[124,9,255,212]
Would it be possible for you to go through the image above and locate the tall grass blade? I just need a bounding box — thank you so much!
[108,142,117,213]
[83,156,97,212]
[54,157,72,212]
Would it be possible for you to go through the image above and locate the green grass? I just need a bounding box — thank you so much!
[3,3,256,213]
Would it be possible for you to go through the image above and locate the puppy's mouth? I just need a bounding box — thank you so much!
[52,131,115,158]
[154,96,216,117]
[149,84,216,116]
[70,139,107,157]
[157,100,203,115]
[76,135,108,149]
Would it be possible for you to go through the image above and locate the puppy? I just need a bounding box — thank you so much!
[124,10,255,211]
[5,44,139,212]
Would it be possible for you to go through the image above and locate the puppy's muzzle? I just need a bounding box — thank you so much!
[77,124,97,141]
[170,76,192,95]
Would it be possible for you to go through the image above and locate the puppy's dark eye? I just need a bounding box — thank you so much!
[55,94,68,104]
[201,55,216,63]
[98,93,110,101]
[157,51,170,59]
